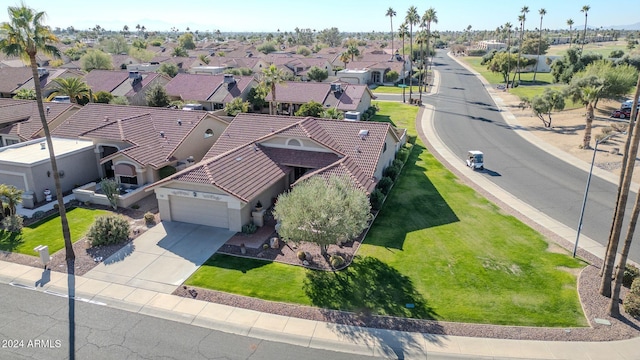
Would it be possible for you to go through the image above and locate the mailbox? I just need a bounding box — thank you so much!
[34,245,50,268]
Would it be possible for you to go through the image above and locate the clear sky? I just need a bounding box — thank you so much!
[1,0,638,33]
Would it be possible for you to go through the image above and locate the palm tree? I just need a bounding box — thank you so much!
[0,185,23,217]
[422,8,437,89]
[339,52,350,68]
[416,30,427,99]
[609,80,640,315]
[0,4,75,261]
[405,6,419,101]
[49,77,91,104]
[581,5,590,53]
[567,19,574,47]
[602,77,640,300]
[347,43,359,61]
[398,22,409,103]
[533,8,547,82]
[512,6,529,85]
[261,64,285,115]
[386,7,396,58]
[504,22,513,88]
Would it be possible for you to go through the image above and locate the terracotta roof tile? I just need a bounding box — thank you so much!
[0,98,76,139]
[83,70,129,93]
[0,67,33,94]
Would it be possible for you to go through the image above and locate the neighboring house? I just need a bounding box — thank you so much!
[0,67,34,98]
[83,69,170,105]
[333,52,408,84]
[147,113,405,231]
[15,68,86,98]
[0,98,80,146]
[0,137,98,206]
[266,81,375,116]
[164,73,257,110]
[51,103,230,187]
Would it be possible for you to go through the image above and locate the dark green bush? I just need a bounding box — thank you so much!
[397,147,410,162]
[32,210,45,219]
[467,49,487,56]
[383,165,401,180]
[2,215,23,232]
[369,189,385,210]
[407,135,417,144]
[377,176,393,195]
[624,264,640,288]
[88,215,130,246]
[242,222,257,234]
[392,159,404,168]
[158,165,177,179]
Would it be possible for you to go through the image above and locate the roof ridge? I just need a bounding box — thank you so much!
[78,112,151,137]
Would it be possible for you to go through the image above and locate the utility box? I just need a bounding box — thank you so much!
[251,209,266,227]
[22,191,35,209]
[34,245,50,268]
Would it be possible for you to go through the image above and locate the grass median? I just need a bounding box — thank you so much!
[186,103,587,327]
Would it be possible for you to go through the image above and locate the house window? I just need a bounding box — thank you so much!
[5,139,19,146]
[119,175,138,185]
[287,138,302,147]
[204,129,214,138]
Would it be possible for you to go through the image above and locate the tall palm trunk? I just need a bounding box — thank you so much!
[601,77,640,297]
[29,53,74,261]
[401,36,406,103]
[418,36,424,100]
[425,26,431,88]
[533,18,543,82]
[582,103,594,149]
[409,26,414,101]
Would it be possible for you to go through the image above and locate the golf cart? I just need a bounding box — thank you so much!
[466,150,484,170]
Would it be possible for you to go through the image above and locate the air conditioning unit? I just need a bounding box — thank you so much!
[344,111,361,121]
[330,83,342,92]
[37,67,49,78]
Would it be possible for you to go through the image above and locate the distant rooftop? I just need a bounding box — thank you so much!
[0,138,94,165]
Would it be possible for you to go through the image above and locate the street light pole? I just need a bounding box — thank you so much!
[573,132,623,257]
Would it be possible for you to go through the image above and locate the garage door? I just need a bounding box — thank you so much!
[169,196,229,228]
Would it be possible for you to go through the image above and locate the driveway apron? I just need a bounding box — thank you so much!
[84,221,235,293]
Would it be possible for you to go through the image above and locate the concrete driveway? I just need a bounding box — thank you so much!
[84,221,235,293]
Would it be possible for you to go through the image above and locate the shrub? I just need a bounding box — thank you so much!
[625,278,640,318]
[2,215,23,232]
[131,204,140,210]
[88,215,130,246]
[297,250,306,260]
[377,176,393,195]
[392,159,404,169]
[369,189,385,210]
[624,264,640,288]
[32,210,45,220]
[467,49,487,57]
[158,165,177,179]
[397,147,410,162]
[407,135,417,144]
[383,165,401,180]
[263,243,269,249]
[242,222,257,234]
[330,254,345,268]
[144,212,155,224]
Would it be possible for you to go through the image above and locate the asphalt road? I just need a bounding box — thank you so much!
[426,50,640,263]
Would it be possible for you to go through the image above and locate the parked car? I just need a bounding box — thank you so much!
[621,100,640,111]
[611,109,632,119]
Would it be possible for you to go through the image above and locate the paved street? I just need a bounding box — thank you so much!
[425,50,640,263]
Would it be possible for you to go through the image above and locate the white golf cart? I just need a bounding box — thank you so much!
[466,150,484,170]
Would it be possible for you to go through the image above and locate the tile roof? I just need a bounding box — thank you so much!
[52,103,211,168]
[0,67,33,94]
[83,70,129,93]
[165,73,255,103]
[0,99,77,140]
[154,113,396,201]
[267,82,371,111]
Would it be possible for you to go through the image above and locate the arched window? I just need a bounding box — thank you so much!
[287,138,302,147]
[204,129,214,138]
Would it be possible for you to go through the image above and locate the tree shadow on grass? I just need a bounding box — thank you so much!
[204,253,270,274]
[304,256,445,354]
[0,230,24,252]
[366,144,459,249]
[370,114,396,127]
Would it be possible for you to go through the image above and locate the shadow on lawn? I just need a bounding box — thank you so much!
[304,256,444,352]
[366,144,459,249]
[0,230,24,252]
[205,253,270,274]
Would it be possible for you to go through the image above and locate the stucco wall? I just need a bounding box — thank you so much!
[374,131,399,180]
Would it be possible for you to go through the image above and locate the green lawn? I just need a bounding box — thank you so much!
[372,85,420,94]
[508,85,582,110]
[186,104,587,327]
[463,57,554,85]
[0,207,110,255]
[371,101,419,135]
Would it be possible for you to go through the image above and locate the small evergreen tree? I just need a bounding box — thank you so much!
[146,84,170,107]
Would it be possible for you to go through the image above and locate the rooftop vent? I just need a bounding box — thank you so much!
[358,129,369,139]
[177,119,182,126]
[160,131,165,138]
[330,83,342,93]
[223,74,235,84]
[37,67,49,78]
